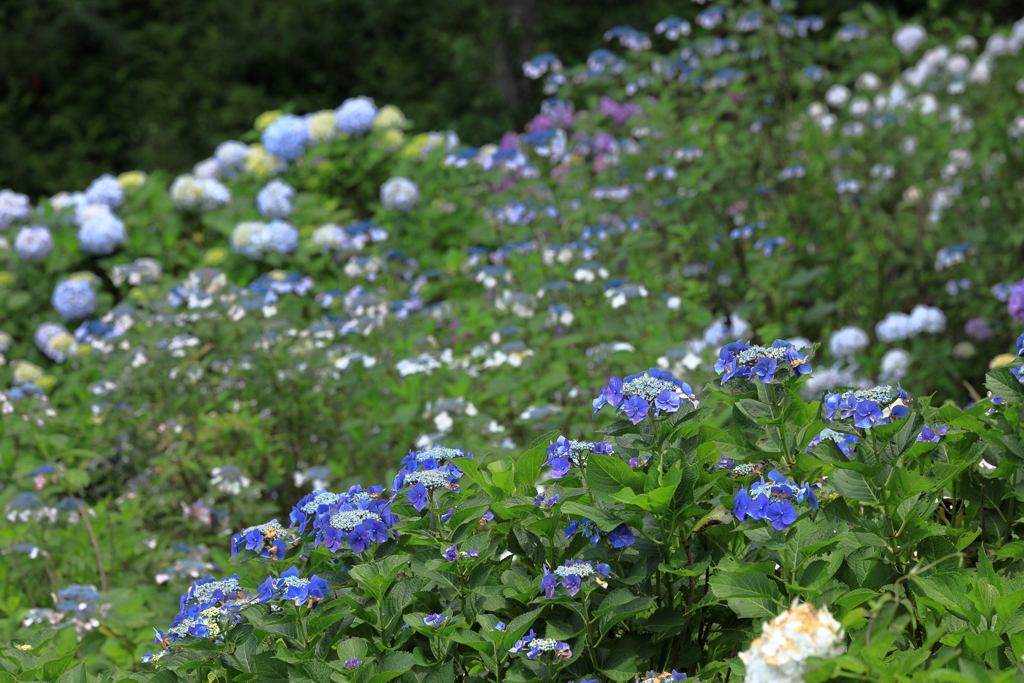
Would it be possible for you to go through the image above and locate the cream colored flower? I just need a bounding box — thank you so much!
[740,602,844,683]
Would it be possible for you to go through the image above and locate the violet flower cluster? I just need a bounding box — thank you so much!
[715,340,812,384]
[823,385,911,429]
[540,560,610,598]
[545,435,613,477]
[733,470,819,531]
[592,367,699,424]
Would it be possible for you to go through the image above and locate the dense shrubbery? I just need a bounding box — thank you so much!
[3,1,1024,681]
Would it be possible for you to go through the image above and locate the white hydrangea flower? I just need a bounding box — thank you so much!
[170,175,232,212]
[824,85,851,108]
[893,24,927,54]
[908,304,945,334]
[380,177,420,212]
[740,602,844,683]
[880,348,911,383]
[828,326,869,358]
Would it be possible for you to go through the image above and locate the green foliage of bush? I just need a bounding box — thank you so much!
[3,0,1024,681]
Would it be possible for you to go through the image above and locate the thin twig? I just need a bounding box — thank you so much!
[73,498,108,592]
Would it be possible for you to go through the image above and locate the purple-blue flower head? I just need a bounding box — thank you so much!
[593,368,698,422]
[262,114,309,161]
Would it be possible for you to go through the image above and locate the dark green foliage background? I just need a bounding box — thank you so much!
[1,0,1021,198]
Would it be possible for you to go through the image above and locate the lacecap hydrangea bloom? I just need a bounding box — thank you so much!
[77,209,126,255]
[313,496,397,554]
[261,114,309,161]
[290,485,384,533]
[230,519,301,560]
[508,629,572,660]
[0,189,31,229]
[170,174,231,212]
[14,226,54,262]
[256,179,296,219]
[823,385,911,428]
[545,436,613,477]
[257,567,328,607]
[565,517,634,548]
[739,602,844,683]
[805,429,858,457]
[335,96,378,135]
[592,367,699,425]
[51,278,96,321]
[733,470,818,531]
[380,177,421,212]
[540,559,610,598]
[716,340,812,385]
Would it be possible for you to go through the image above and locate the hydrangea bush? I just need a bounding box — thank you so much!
[2,2,1024,682]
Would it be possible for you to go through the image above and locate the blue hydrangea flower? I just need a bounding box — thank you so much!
[84,174,124,208]
[637,671,687,683]
[343,658,363,670]
[823,385,911,428]
[52,279,96,321]
[14,226,54,262]
[335,96,378,135]
[733,470,818,531]
[313,497,397,554]
[535,492,560,508]
[805,429,858,456]
[540,560,610,599]
[229,520,301,560]
[261,114,309,161]
[508,630,572,660]
[424,613,447,627]
[715,340,811,384]
[257,567,328,607]
[393,464,463,510]
[256,179,296,219]
[443,544,479,561]
[77,209,126,255]
[400,444,472,473]
[0,189,31,229]
[916,425,948,443]
[545,436,613,477]
[593,367,699,424]
[564,518,634,548]
[266,220,299,254]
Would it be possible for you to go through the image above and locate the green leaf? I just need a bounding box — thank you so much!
[56,662,86,683]
[586,454,647,503]
[487,457,516,496]
[914,573,979,625]
[367,652,415,683]
[986,368,1024,404]
[879,412,925,464]
[233,631,259,673]
[514,439,552,496]
[559,501,624,532]
[599,648,640,681]
[609,484,677,512]
[830,470,880,504]
[501,608,542,652]
[709,572,780,601]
